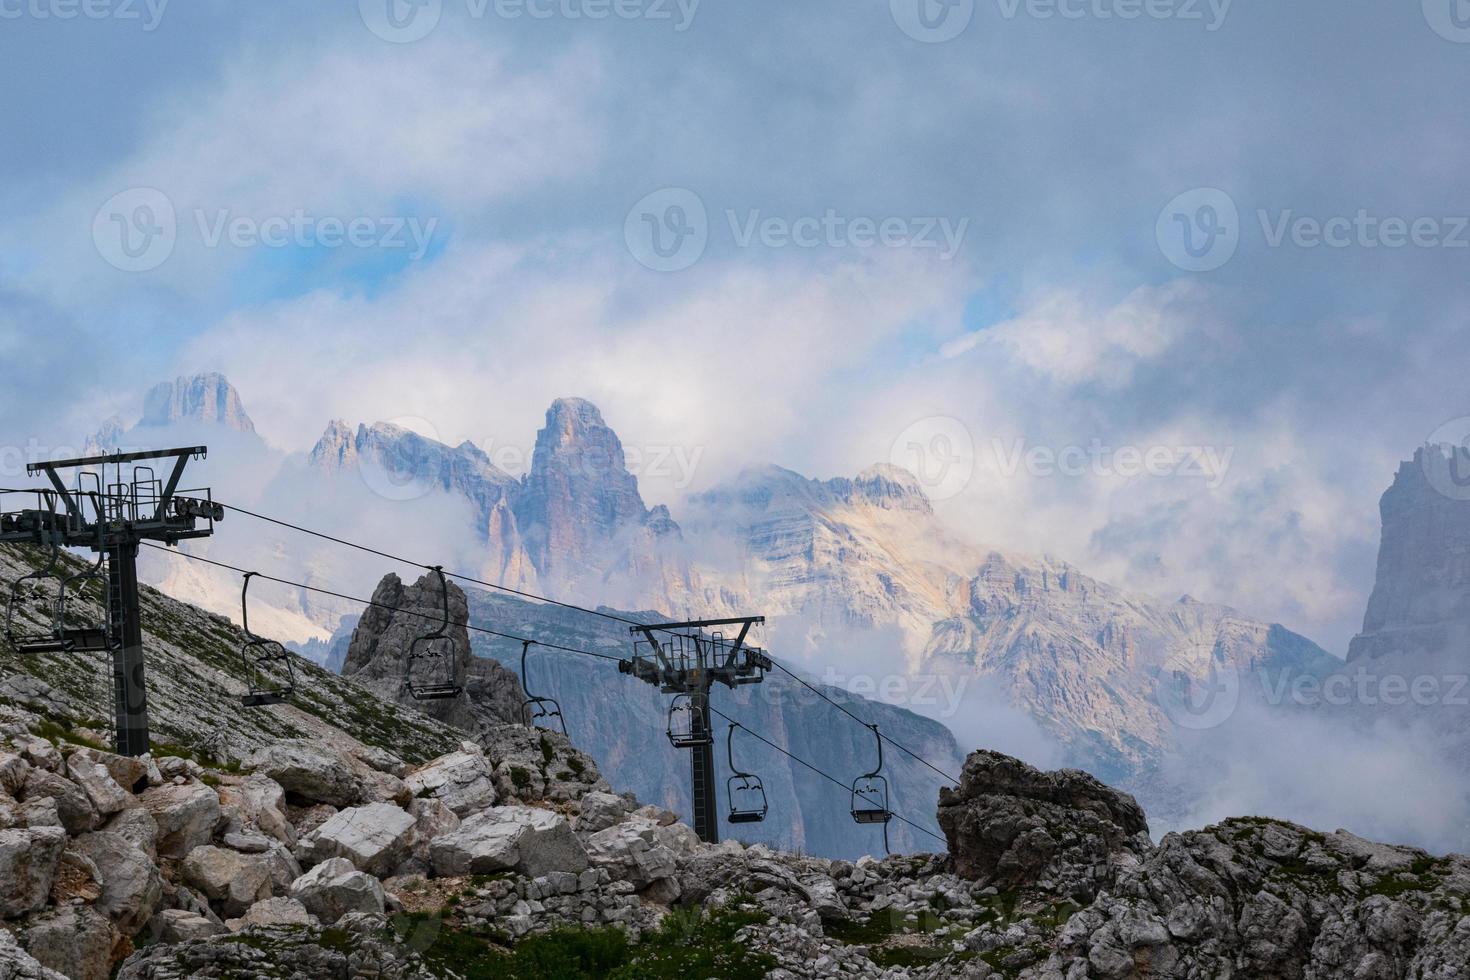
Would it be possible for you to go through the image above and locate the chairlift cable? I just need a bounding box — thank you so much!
[141,543,949,848]
[207,500,963,785]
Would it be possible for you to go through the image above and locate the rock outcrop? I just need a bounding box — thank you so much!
[341,572,524,731]
[938,750,1150,900]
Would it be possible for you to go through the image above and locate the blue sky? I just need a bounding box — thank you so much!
[2,1,1468,653]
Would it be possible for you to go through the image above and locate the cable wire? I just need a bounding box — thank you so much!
[190,501,964,787]
[709,705,947,847]
[139,544,624,662]
[145,542,948,849]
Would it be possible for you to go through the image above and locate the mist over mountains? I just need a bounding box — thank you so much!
[76,372,1470,854]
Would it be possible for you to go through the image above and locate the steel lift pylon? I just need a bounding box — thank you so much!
[620,616,772,844]
[1,447,220,758]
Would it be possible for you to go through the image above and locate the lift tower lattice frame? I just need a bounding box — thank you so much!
[1,447,220,758]
[619,616,772,844]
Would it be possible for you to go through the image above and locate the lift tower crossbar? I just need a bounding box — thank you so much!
[1,447,220,757]
[619,616,771,844]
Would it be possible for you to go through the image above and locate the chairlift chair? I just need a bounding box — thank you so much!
[404,566,462,701]
[4,496,72,654]
[725,724,768,825]
[238,572,296,707]
[519,640,567,735]
[666,693,712,748]
[53,551,114,653]
[850,723,893,826]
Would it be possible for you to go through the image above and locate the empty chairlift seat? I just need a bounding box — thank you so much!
[238,572,296,707]
[404,566,463,702]
[725,724,768,825]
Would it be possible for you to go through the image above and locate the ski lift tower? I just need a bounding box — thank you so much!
[620,617,772,844]
[0,447,221,757]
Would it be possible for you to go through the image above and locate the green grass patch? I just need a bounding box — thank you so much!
[403,903,774,980]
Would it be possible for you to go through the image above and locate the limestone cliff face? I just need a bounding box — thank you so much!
[340,572,523,732]
[1348,447,1470,664]
[688,465,1334,782]
[141,373,256,433]
[928,552,1334,780]
[683,463,963,659]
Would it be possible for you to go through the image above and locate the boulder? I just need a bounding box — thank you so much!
[358,768,412,808]
[227,896,318,931]
[937,750,1150,900]
[73,831,162,935]
[297,802,416,877]
[217,773,294,846]
[351,744,407,778]
[244,740,363,808]
[262,841,304,894]
[103,807,159,862]
[20,768,97,834]
[142,908,224,944]
[0,927,67,980]
[575,791,630,833]
[64,754,134,817]
[403,746,497,817]
[289,857,386,924]
[17,797,60,830]
[139,782,220,859]
[18,904,113,980]
[66,747,147,795]
[12,736,61,772]
[0,751,31,796]
[431,806,586,879]
[585,818,679,890]
[429,813,525,877]
[180,845,273,918]
[0,826,67,918]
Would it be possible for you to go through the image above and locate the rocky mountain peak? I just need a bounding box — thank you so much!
[1348,446,1470,663]
[515,398,682,592]
[141,373,255,433]
[852,463,933,513]
[307,420,357,471]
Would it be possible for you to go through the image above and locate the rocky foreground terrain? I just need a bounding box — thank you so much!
[0,697,1467,978]
[2,532,1468,977]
